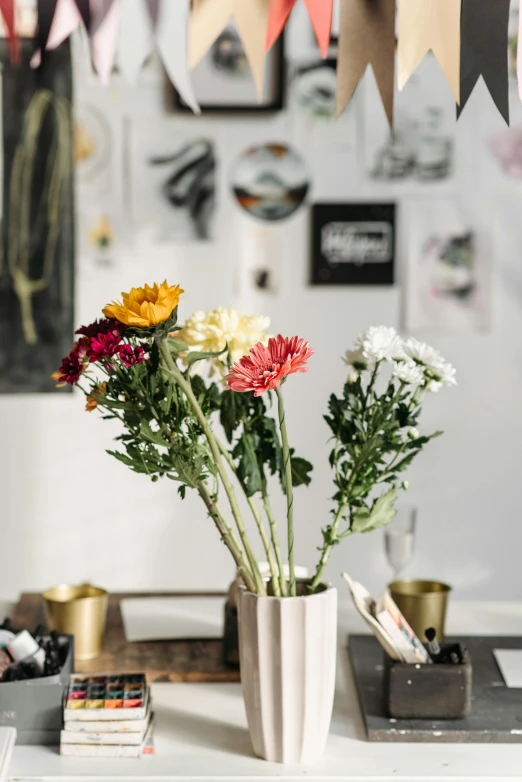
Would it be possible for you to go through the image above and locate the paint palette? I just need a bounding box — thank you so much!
[64,673,149,721]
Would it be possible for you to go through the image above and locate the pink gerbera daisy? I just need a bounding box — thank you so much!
[226,334,313,397]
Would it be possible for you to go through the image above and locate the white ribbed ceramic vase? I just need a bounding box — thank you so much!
[238,584,337,765]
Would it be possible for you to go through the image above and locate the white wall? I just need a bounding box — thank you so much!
[1,9,522,602]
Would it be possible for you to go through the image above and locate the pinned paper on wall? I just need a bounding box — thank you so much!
[404,199,492,333]
[129,118,217,243]
[363,54,456,191]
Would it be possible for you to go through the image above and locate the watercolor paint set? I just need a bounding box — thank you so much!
[63,673,149,722]
[61,672,154,757]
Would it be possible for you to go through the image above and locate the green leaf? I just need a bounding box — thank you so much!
[232,431,263,497]
[291,455,313,487]
[139,420,170,447]
[187,345,227,367]
[351,487,397,534]
[220,389,243,442]
[167,336,189,353]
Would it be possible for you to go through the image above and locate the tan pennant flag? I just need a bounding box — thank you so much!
[397,0,461,103]
[190,0,269,98]
[336,0,396,127]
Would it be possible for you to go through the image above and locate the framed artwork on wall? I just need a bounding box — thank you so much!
[175,26,285,112]
[310,202,396,286]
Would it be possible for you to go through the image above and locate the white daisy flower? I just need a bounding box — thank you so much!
[357,326,405,363]
[392,360,424,385]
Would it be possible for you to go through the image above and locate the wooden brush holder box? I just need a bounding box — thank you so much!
[384,643,472,720]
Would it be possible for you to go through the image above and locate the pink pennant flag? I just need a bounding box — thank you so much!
[91,0,121,84]
[0,0,19,62]
[266,0,333,58]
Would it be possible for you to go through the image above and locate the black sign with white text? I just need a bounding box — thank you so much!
[311,203,395,285]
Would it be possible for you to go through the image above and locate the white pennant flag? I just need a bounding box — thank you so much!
[156,0,200,113]
[117,0,154,85]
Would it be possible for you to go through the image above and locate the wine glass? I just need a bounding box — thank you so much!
[384,506,417,580]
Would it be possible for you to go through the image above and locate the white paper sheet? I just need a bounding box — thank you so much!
[120,597,224,642]
[0,728,16,782]
[494,649,522,688]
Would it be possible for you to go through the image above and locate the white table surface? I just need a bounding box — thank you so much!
[7,600,522,782]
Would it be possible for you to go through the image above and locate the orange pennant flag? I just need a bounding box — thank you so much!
[190,0,269,98]
[266,0,334,58]
[0,0,19,62]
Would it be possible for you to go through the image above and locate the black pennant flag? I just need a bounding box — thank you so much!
[36,0,59,52]
[458,0,510,124]
[73,0,91,31]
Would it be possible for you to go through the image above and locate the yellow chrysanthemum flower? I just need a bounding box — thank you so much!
[177,307,271,376]
[103,281,184,328]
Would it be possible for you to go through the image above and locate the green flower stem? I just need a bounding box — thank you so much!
[158,340,265,596]
[262,489,288,597]
[309,501,347,593]
[276,387,296,597]
[197,482,257,594]
[216,438,280,596]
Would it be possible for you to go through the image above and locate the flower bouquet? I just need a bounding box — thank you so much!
[56,283,455,764]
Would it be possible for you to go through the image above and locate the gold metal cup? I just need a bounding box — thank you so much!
[42,584,108,660]
[388,579,452,642]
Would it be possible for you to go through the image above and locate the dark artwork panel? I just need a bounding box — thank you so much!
[311,202,396,286]
[0,40,74,393]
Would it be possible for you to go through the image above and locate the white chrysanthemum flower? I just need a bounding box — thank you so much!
[392,360,424,385]
[426,360,457,392]
[356,326,405,363]
[403,338,457,391]
[177,308,271,375]
[343,347,368,371]
[403,337,444,372]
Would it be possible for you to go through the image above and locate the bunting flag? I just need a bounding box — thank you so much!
[90,0,120,85]
[397,0,461,104]
[36,0,59,53]
[459,0,510,124]
[190,0,269,98]
[265,0,334,58]
[156,0,200,113]
[40,0,89,52]
[145,0,160,29]
[0,0,19,61]
[117,0,154,85]
[336,0,395,127]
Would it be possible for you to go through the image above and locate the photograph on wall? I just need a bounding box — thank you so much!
[288,59,356,149]
[176,24,284,112]
[74,102,115,196]
[310,202,395,285]
[128,118,216,243]
[0,40,74,394]
[404,199,492,333]
[363,54,456,189]
[231,143,310,222]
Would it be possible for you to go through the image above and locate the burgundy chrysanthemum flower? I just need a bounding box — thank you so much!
[89,331,122,362]
[226,334,314,397]
[119,344,145,368]
[56,338,90,386]
[76,318,121,338]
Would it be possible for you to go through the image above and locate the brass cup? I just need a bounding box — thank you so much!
[388,579,452,642]
[42,584,108,660]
